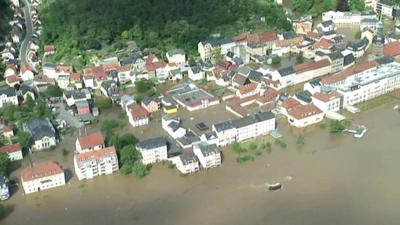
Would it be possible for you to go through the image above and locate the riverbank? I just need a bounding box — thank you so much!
[2,103,400,225]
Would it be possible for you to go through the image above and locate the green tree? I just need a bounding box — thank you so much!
[16,131,32,149]
[120,161,134,175]
[329,119,352,133]
[272,56,282,65]
[293,0,314,13]
[135,80,155,94]
[43,85,63,97]
[354,31,362,39]
[120,145,138,164]
[213,47,222,61]
[119,133,138,149]
[296,53,304,64]
[350,0,365,11]
[132,161,150,178]
[0,153,9,175]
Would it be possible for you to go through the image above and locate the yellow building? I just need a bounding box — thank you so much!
[163,105,178,114]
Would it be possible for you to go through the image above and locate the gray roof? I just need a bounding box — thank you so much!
[213,121,235,132]
[19,84,35,95]
[204,131,218,140]
[198,144,220,157]
[282,31,297,40]
[137,137,167,150]
[24,118,56,141]
[347,37,369,51]
[0,87,17,97]
[343,53,355,66]
[248,70,263,82]
[232,116,257,128]
[278,66,295,77]
[328,51,343,61]
[142,96,159,106]
[295,91,313,103]
[254,111,275,122]
[177,130,201,147]
[321,20,334,27]
[179,153,198,165]
[376,56,394,65]
[168,121,182,132]
[75,100,89,108]
[190,66,202,74]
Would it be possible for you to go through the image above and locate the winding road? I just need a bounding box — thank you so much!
[19,0,33,67]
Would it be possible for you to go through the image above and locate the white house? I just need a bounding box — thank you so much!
[24,118,57,151]
[136,137,168,165]
[126,104,150,127]
[175,154,200,174]
[198,38,235,62]
[74,146,119,180]
[21,161,65,194]
[0,144,23,161]
[166,49,186,66]
[212,121,237,147]
[312,91,342,112]
[188,66,205,81]
[20,66,34,81]
[287,104,324,128]
[193,143,221,169]
[0,87,18,108]
[162,116,187,139]
[232,111,276,142]
[75,132,105,153]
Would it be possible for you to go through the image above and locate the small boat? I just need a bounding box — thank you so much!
[267,183,283,191]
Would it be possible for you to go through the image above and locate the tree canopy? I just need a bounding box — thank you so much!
[40,0,292,61]
[0,152,10,175]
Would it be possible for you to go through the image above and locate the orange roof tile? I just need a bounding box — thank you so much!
[74,146,116,163]
[313,91,342,102]
[288,104,323,120]
[0,144,21,154]
[383,42,400,57]
[128,104,150,119]
[321,60,378,85]
[282,98,301,110]
[78,132,105,150]
[294,59,331,74]
[238,83,258,95]
[21,161,64,182]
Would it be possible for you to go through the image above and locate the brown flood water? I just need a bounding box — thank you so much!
[2,103,400,225]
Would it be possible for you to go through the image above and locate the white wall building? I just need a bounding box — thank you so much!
[75,132,105,153]
[193,143,222,169]
[188,66,205,81]
[74,146,119,180]
[137,137,168,165]
[312,91,342,112]
[0,87,18,108]
[21,161,65,194]
[287,104,324,128]
[0,144,23,161]
[162,116,187,139]
[175,154,200,174]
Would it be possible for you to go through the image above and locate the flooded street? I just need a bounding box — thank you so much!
[2,103,400,225]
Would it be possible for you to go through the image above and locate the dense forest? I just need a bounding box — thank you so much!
[0,0,13,76]
[40,0,292,66]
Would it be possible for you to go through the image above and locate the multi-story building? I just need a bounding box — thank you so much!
[137,137,168,165]
[322,11,377,26]
[287,104,324,128]
[212,111,276,145]
[293,59,331,84]
[74,146,119,180]
[198,38,236,62]
[21,161,65,194]
[312,91,342,112]
[126,104,150,127]
[0,144,23,161]
[322,58,400,107]
[175,154,200,174]
[75,132,105,153]
[193,144,221,169]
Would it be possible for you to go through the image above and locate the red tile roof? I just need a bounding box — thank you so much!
[6,75,21,83]
[128,104,150,119]
[288,104,323,120]
[70,73,82,81]
[383,42,400,57]
[78,132,105,150]
[313,38,333,49]
[238,83,258,95]
[321,60,378,85]
[233,74,249,86]
[0,144,21,154]
[75,146,116,163]
[102,63,121,72]
[146,61,167,72]
[259,32,278,42]
[294,59,331,74]
[282,98,301,110]
[313,91,342,102]
[21,161,64,182]
[56,65,73,73]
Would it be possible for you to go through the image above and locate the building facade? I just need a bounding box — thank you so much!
[21,161,65,194]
